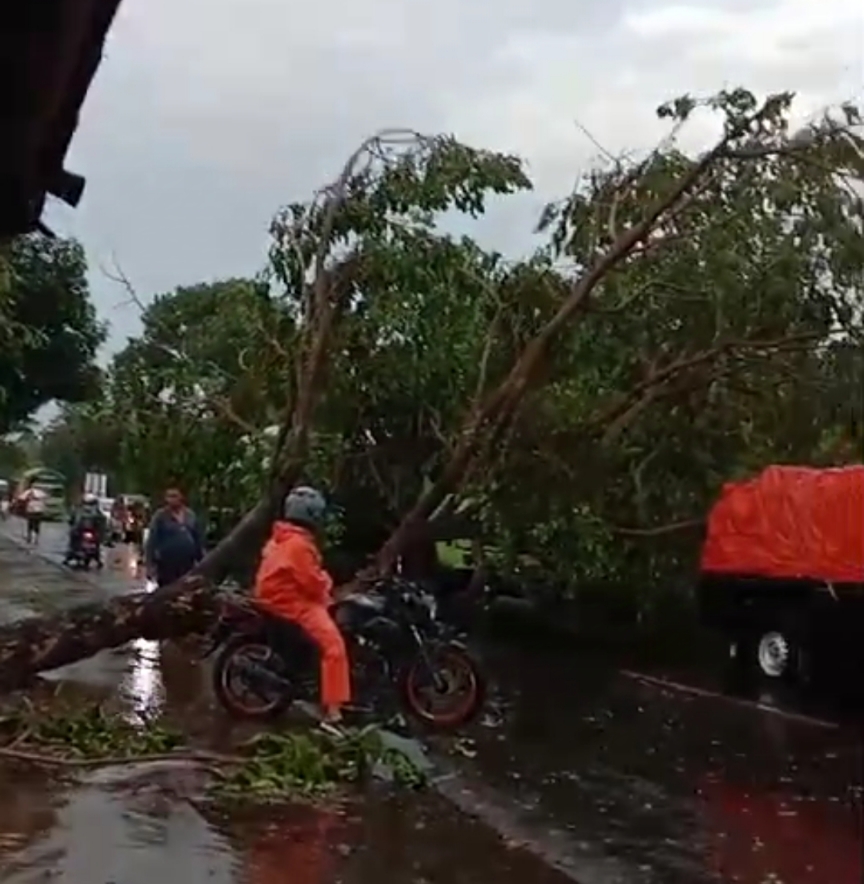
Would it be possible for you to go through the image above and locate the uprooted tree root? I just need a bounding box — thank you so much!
[0,702,426,802]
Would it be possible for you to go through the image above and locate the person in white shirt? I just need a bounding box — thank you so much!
[21,487,47,544]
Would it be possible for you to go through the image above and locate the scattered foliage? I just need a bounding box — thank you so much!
[0,701,183,759]
[215,727,426,802]
[0,703,425,803]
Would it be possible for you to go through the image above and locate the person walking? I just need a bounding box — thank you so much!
[144,487,204,588]
[22,487,46,544]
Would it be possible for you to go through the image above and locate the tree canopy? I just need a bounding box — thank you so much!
[0,234,105,434]
[3,86,863,690]
[54,89,862,595]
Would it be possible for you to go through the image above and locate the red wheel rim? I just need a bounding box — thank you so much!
[405,648,479,726]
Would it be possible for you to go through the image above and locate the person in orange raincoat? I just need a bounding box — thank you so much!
[253,486,351,724]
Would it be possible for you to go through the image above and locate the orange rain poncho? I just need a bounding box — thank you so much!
[253,522,351,709]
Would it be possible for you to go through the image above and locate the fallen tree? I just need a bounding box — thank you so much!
[0,89,860,691]
[0,130,531,690]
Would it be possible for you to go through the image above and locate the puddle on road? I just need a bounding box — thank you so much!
[0,764,571,884]
[0,535,210,730]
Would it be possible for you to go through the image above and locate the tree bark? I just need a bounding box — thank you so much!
[0,575,217,693]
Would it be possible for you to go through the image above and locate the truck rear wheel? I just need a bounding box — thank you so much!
[733,612,811,688]
[756,629,793,678]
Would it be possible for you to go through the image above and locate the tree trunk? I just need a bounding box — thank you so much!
[0,576,217,693]
[0,448,304,694]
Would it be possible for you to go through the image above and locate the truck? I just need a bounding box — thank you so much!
[697,465,864,690]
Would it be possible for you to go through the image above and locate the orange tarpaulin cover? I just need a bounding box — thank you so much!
[700,465,864,583]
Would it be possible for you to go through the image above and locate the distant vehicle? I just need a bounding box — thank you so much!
[98,496,121,542]
[698,465,864,692]
[118,493,149,509]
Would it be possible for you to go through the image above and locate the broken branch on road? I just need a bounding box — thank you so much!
[0,701,426,801]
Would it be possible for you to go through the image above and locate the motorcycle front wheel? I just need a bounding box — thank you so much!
[400,643,486,730]
[211,636,293,719]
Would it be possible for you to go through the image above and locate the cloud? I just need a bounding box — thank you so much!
[446,0,863,189]
[47,0,863,350]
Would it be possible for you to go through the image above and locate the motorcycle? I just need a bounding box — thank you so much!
[202,577,486,729]
[65,529,102,570]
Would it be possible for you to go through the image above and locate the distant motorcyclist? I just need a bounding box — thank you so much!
[64,493,107,566]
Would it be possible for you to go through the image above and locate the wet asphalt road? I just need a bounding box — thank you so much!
[0,517,861,884]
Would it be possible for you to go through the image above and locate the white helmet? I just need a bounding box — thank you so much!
[82,492,98,504]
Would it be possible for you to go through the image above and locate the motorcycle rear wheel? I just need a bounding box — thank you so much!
[211,636,293,719]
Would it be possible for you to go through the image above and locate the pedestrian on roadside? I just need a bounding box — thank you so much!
[21,487,46,544]
[144,487,204,588]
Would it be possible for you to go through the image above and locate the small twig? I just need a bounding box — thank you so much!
[573,118,618,165]
[103,255,148,313]
[7,727,31,748]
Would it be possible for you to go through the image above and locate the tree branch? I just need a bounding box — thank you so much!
[611,518,705,537]
[591,332,820,445]
[365,96,819,579]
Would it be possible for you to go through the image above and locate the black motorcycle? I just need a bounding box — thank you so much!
[65,529,103,570]
[203,578,486,729]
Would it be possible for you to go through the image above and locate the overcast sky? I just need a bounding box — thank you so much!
[47,0,863,355]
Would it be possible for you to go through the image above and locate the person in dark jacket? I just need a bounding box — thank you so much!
[144,488,204,587]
